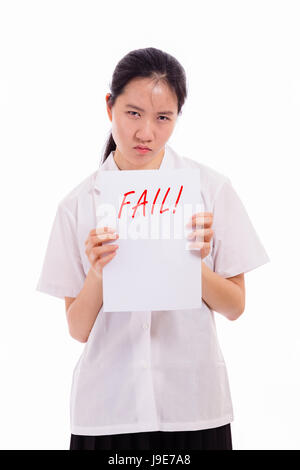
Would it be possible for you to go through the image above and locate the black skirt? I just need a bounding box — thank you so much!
[69,423,232,450]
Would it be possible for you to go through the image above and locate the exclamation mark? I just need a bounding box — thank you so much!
[172,185,183,214]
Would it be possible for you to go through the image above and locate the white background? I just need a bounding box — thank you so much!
[0,0,299,450]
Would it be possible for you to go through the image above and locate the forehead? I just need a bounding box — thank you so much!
[117,77,177,110]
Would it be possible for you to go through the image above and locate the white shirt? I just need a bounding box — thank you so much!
[36,144,270,436]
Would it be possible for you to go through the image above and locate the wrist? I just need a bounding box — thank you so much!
[87,266,103,284]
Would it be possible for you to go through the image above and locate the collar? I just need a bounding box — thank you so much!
[93,143,181,192]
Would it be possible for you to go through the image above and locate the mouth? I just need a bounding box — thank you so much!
[134,146,152,154]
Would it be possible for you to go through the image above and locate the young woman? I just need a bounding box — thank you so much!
[36,47,270,450]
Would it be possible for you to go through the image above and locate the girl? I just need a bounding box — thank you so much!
[36,47,270,450]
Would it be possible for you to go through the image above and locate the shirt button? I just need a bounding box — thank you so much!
[141,361,148,369]
[142,322,150,330]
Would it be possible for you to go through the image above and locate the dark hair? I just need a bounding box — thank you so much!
[101,47,187,164]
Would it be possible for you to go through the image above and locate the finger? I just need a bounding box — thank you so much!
[191,212,213,219]
[90,232,119,246]
[187,228,213,242]
[89,226,117,237]
[90,243,119,262]
[187,241,211,251]
[85,231,118,252]
[86,241,118,261]
[90,250,117,277]
[96,250,117,269]
[186,214,213,229]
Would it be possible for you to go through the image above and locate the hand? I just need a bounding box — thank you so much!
[85,226,119,277]
[186,212,213,260]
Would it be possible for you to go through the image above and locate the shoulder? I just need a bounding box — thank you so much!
[183,155,228,182]
[172,147,231,202]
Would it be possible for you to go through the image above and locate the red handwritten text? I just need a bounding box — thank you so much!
[118,185,184,219]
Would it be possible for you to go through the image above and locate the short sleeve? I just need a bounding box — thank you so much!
[212,178,270,278]
[36,203,86,299]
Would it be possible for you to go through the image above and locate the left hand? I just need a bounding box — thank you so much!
[186,212,214,259]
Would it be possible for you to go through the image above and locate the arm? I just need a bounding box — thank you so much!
[65,227,119,343]
[65,267,103,343]
[201,261,245,321]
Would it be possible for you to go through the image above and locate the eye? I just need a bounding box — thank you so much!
[158,116,170,121]
[126,111,170,121]
[127,111,140,117]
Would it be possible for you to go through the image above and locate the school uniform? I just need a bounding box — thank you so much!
[36,144,270,450]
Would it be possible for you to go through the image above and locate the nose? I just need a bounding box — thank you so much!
[136,119,154,142]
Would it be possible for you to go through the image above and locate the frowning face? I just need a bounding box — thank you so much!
[106,77,178,170]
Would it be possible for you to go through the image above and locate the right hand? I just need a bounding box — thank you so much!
[85,226,119,277]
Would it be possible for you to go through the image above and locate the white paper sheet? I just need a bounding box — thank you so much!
[94,168,204,312]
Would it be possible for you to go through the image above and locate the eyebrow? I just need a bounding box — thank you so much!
[125,104,174,115]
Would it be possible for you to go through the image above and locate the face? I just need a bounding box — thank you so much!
[106,77,178,170]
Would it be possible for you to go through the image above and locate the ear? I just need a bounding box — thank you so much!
[106,93,113,122]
